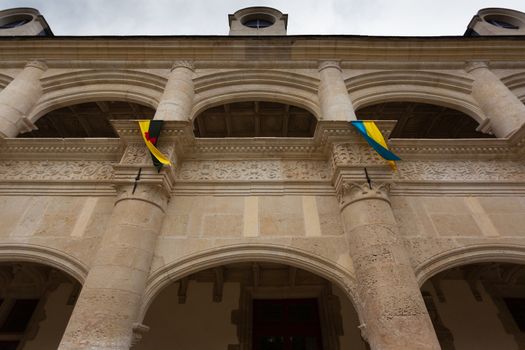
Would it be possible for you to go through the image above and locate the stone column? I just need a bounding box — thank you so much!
[466,61,525,137]
[318,60,357,121]
[338,181,440,350]
[0,60,47,137]
[154,61,195,121]
[59,176,170,349]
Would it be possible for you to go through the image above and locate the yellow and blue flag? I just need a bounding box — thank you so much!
[138,120,172,172]
[350,120,400,171]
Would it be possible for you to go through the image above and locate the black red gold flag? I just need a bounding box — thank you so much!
[138,120,171,172]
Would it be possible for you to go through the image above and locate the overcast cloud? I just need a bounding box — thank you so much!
[2,0,525,36]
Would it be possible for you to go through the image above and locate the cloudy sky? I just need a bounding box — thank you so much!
[2,0,525,36]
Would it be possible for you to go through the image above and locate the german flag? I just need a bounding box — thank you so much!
[138,120,171,172]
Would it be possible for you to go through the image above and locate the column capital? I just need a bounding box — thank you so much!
[336,180,390,210]
[465,60,489,73]
[25,60,48,71]
[318,60,342,72]
[171,60,195,72]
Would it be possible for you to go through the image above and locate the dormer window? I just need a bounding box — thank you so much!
[229,7,287,35]
[487,18,519,29]
[243,18,274,29]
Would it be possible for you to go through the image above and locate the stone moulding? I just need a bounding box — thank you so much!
[414,244,525,287]
[140,243,359,323]
[0,72,13,89]
[2,120,523,161]
[194,69,319,95]
[111,120,188,142]
[191,69,321,120]
[346,70,473,95]
[2,37,525,63]
[0,138,122,161]
[40,69,167,94]
[0,243,89,284]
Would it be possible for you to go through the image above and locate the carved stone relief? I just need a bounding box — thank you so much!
[120,143,178,167]
[0,154,522,186]
[120,144,150,165]
[396,160,525,181]
[331,143,385,168]
[0,160,115,181]
[175,160,330,182]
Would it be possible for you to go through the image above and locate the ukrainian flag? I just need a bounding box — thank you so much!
[350,120,400,171]
[138,120,172,172]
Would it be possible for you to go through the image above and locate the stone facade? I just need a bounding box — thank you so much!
[0,5,525,350]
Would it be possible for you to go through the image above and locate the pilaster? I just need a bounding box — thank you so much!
[0,60,47,138]
[465,61,525,137]
[318,60,357,121]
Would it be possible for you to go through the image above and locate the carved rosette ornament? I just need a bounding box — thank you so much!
[336,180,390,210]
[120,144,151,165]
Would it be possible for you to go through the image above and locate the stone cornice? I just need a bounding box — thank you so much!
[1,120,524,162]
[0,138,123,161]
[0,36,525,66]
[2,60,525,70]
[111,120,189,142]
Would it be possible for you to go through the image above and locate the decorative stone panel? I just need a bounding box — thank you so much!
[175,160,330,182]
[0,160,115,181]
[396,160,525,182]
[331,143,385,168]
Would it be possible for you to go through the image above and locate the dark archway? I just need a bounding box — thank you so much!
[19,101,155,138]
[421,262,525,350]
[0,261,82,350]
[193,101,317,138]
[356,102,494,139]
[137,262,366,350]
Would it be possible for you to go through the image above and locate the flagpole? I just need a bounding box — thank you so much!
[364,167,372,189]
[132,167,142,194]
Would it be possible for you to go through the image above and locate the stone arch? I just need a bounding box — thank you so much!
[28,69,166,123]
[192,69,321,120]
[415,243,525,287]
[347,70,486,124]
[141,243,359,321]
[501,71,525,103]
[0,243,89,284]
[0,72,13,90]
